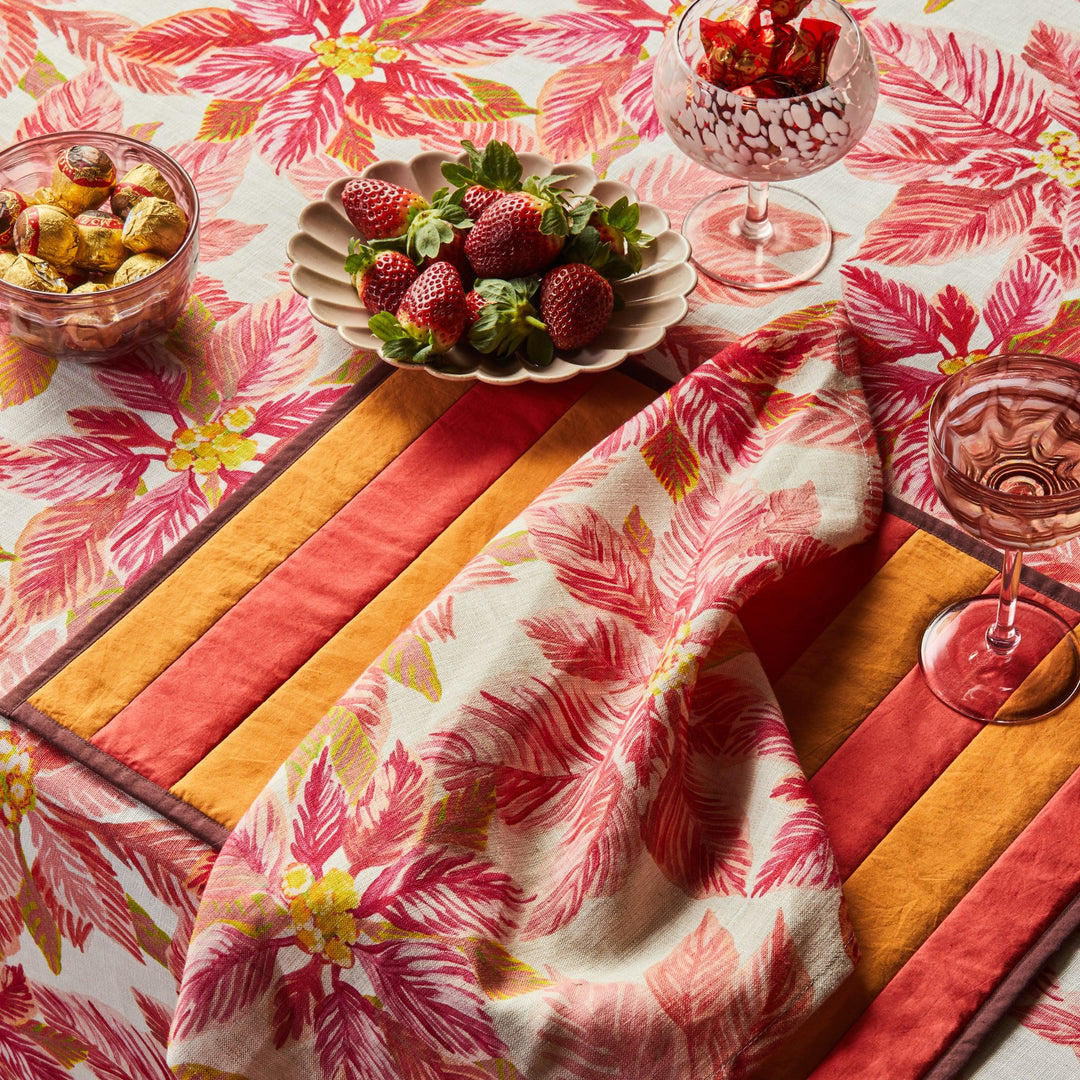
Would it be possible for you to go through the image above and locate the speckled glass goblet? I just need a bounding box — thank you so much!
[652,0,878,289]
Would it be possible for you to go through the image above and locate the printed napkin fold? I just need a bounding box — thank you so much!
[167,301,882,1080]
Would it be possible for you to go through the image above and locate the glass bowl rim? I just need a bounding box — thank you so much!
[670,0,872,106]
[0,127,200,309]
[928,350,1080,513]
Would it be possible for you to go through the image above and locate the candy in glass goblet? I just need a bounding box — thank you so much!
[920,353,1080,724]
[652,0,878,290]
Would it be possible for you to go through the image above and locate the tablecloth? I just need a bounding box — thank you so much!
[0,0,1079,1076]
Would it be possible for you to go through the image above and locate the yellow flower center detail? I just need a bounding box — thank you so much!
[311,35,404,78]
[0,735,35,828]
[1033,129,1080,187]
[289,867,360,967]
[648,623,697,698]
[166,415,258,475]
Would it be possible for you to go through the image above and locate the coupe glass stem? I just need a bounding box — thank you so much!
[740,181,774,243]
[987,549,1023,655]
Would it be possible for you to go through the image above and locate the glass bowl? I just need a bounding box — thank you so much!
[0,129,200,362]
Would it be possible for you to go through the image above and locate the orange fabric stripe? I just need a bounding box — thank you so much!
[170,371,661,829]
[816,768,1080,1078]
[779,530,997,776]
[27,372,469,740]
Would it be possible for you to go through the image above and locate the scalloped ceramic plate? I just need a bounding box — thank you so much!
[287,150,696,385]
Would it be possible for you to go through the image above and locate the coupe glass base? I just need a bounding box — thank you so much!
[682,183,831,290]
[919,595,1080,724]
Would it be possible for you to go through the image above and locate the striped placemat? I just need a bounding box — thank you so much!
[740,497,1080,1078]
[0,363,664,844]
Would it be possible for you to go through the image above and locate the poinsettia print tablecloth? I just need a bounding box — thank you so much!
[0,0,1076,1077]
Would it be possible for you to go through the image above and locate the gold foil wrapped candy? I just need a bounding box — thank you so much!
[3,254,68,292]
[111,162,176,219]
[121,196,189,257]
[14,204,80,270]
[70,281,111,294]
[0,251,16,276]
[51,144,117,216]
[0,189,28,248]
[74,210,127,273]
[112,251,168,285]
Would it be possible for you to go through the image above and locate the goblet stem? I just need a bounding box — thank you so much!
[987,549,1023,655]
[741,181,774,243]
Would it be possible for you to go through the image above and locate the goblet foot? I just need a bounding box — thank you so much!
[920,595,1080,724]
[682,183,831,290]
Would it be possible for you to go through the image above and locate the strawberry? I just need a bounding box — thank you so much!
[464,288,487,326]
[401,189,471,267]
[465,175,596,279]
[341,177,428,241]
[466,277,553,366]
[441,139,522,221]
[344,240,418,314]
[368,261,467,365]
[538,263,614,351]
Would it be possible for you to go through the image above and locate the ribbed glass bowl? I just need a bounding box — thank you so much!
[0,129,199,362]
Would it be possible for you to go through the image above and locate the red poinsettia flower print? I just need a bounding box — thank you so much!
[0,292,340,623]
[114,0,539,173]
[840,254,1068,507]
[173,741,525,1072]
[425,387,844,934]
[849,20,1080,284]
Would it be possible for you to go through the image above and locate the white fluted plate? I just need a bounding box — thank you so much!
[287,150,696,385]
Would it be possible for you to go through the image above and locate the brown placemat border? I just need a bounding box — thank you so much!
[886,494,1080,615]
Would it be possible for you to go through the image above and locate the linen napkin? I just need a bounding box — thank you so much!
[167,301,882,1080]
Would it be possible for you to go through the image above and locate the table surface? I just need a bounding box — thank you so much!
[2,0,1080,1077]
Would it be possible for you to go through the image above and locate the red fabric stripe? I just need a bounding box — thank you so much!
[811,592,1080,879]
[741,511,916,681]
[91,376,596,786]
[812,766,1080,1079]
[810,670,982,878]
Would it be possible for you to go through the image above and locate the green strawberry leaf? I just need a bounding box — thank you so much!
[605,196,640,231]
[539,203,569,237]
[524,330,555,368]
[441,139,525,193]
[475,139,523,189]
[381,336,426,362]
[369,311,409,342]
[409,217,455,260]
[567,195,598,234]
[467,276,546,358]
[344,239,377,276]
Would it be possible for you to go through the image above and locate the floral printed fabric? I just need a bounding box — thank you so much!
[0,720,212,1080]
[166,305,881,1079]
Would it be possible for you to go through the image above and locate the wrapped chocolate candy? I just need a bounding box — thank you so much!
[27,187,60,206]
[74,210,127,273]
[3,254,68,292]
[70,281,112,294]
[0,251,16,277]
[13,204,80,270]
[112,251,168,286]
[51,144,117,216]
[0,189,28,248]
[120,196,188,257]
[697,1,840,96]
[111,163,176,219]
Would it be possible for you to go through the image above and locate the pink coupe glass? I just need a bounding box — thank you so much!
[920,353,1080,724]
